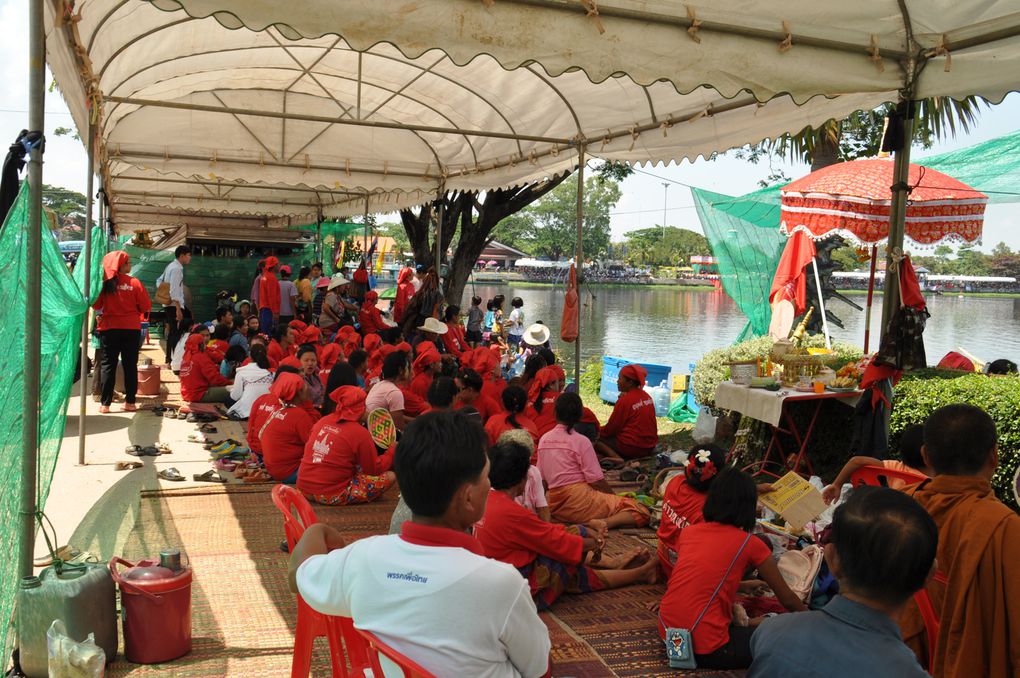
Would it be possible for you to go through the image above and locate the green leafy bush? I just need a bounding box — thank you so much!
[692,336,864,408]
[891,372,1020,511]
[578,354,603,397]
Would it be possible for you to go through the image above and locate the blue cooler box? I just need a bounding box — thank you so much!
[599,356,672,404]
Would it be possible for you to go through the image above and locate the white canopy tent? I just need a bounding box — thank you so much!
[43,0,906,228]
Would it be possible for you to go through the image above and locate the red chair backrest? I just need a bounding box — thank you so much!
[913,588,939,673]
[353,629,437,678]
[272,484,319,550]
[850,464,926,489]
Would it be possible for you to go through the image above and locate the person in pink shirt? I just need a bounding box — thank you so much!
[537,393,650,529]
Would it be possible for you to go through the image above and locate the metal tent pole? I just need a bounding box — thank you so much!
[880,102,916,335]
[20,0,45,580]
[574,146,586,385]
[863,245,878,353]
[78,124,96,466]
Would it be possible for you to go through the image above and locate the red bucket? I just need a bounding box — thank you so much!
[137,364,161,396]
[110,557,192,664]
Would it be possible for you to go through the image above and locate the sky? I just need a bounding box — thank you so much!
[1,0,1017,253]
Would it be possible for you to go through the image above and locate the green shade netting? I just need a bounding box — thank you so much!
[695,129,1020,341]
[288,221,365,240]
[691,187,785,341]
[0,185,101,656]
[124,243,329,321]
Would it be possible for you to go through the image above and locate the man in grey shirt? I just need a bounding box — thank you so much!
[156,245,192,365]
[278,265,299,327]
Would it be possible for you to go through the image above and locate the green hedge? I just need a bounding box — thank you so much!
[692,336,864,408]
[579,355,603,397]
[891,372,1020,512]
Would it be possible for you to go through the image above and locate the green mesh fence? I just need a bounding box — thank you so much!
[0,185,101,656]
[691,187,785,341]
[125,243,327,322]
[920,128,1020,205]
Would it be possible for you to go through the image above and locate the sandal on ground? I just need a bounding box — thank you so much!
[199,424,218,434]
[193,470,226,483]
[115,461,143,471]
[155,443,172,454]
[158,467,185,481]
[141,446,162,456]
[125,445,145,457]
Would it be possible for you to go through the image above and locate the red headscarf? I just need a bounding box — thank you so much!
[413,347,441,375]
[184,333,205,358]
[353,261,369,284]
[264,256,280,271]
[206,339,228,364]
[270,372,305,402]
[330,386,366,422]
[319,343,342,371]
[364,290,379,304]
[395,341,412,354]
[620,364,647,387]
[280,356,302,370]
[288,319,308,333]
[102,251,130,281]
[299,326,322,345]
[528,366,562,404]
[473,349,499,381]
[363,333,383,355]
[397,267,414,284]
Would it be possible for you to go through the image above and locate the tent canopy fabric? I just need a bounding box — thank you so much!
[144,0,1020,104]
[45,0,906,230]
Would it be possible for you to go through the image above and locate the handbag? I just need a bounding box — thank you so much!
[154,281,172,306]
[661,532,750,669]
[777,544,823,602]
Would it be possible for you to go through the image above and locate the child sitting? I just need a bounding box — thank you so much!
[821,424,929,504]
[656,444,727,578]
[658,468,806,670]
[475,440,657,610]
[537,393,650,529]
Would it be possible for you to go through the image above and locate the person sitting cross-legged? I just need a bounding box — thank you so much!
[748,486,936,678]
[297,386,396,505]
[290,411,553,678]
[595,364,658,465]
[475,440,657,610]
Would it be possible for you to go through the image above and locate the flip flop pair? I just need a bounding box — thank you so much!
[158,467,185,482]
[193,470,227,483]
[115,461,143,471]
[125,445,160,457]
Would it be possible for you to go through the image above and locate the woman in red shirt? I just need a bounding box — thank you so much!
[298,386,396,505]
[475,441,656,610]
[179,334,231,403]
[595,364,658,465]
[92,251,152,413]
[659,468,805,670]
[258,256,281,335]
[259,373,318,483]
[441,305,469,357]
[392,267,415,324]
[526,366,564,437]
[656,444,726,578]
[247,365,302,459]
[485,385,540,448]
[358,290,386,336]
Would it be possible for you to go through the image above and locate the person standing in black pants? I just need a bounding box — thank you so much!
[157,245,192,366]
[93,250,152,413]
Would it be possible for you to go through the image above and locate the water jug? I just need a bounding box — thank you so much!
[110,556,192,664]
[16,563,117,678]
[651,380,671,417]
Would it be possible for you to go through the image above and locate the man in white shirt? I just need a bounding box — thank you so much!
[156,245,192,365]
[290,411,552,678]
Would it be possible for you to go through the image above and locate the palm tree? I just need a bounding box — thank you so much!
[747,97,986,170]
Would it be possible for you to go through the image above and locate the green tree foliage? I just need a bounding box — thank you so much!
[620,226,710,267]
[491,174,623,260]
[42,184,87,240]
[910,242,1019,278]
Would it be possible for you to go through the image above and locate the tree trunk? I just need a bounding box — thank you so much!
[810,125,842,171]
[400,174,572,307]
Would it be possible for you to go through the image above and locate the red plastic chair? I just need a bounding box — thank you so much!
[913,588,940,674]
[272,485,369,678]
[849,464,926,489]
[353,629,437,678]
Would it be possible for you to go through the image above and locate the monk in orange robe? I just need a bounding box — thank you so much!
[899,404,1020,678]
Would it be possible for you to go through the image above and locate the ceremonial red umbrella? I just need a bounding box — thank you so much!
[779,158,987,351]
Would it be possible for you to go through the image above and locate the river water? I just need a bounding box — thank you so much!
[464,284,1020,374]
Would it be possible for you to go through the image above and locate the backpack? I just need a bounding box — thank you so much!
[777,544,823,602]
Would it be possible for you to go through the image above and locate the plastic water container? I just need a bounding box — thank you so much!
[110,556,192,664]
[599,356,672,404]
[16,564,118,678]
[137,363,161,396]
[649,380,672,417]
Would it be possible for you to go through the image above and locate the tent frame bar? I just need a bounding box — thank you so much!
[104,95,574,145]
[112,175,374,197]
[78,123,95,466]
[20,0,45,582]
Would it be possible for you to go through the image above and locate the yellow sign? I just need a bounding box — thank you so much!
[757,472,827,530]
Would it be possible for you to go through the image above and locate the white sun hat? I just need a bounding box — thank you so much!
[421,317,449,335]
[523,323,551,346]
